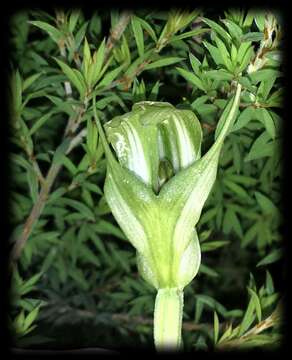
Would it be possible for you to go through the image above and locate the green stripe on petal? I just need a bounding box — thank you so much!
[105,101,203,192]
[105,111,161,192]
[171,110,202,168]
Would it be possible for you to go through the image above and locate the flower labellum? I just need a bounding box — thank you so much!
[94,83,241,350]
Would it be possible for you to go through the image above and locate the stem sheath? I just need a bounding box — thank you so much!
[154,288,183,351]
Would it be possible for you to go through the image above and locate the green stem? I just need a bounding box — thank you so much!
[154,288,184,351]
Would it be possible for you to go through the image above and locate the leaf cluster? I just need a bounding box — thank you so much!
[8,7,283,351]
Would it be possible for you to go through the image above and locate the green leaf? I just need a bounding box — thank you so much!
[203,41,224,67]
[111,248,131,273]
[60,154,78,175]
[248,288,262,322]
[149,80,161,101]
[265,271,274,295]
[131,16,144,58]
[83,37,91,69]
[238,295,255,336]
[238,76,254,92]
[11,70,22,112]
[26,167,38,203]
[23,305,41,331]
[97,64,124,88]
[59,198,95,221]
[199,207,217,226]
[11,153,31,172]
[29,111,55,136]
[258,78,275,100]
[20,273,43,296]
[198,229,212,242]
[256,108,276,139]
[201,240,229,252]
[94,219,126,240]
[243,10,256,28]
[22,73,42,91]
[240,32,264,42]
[232,107,255,132]
[255,13,265,31]
[245,132,276,162]
[237,42,252,62]
[213,311,219,345]
[241,223,259,247]
[86,118,98,154]
[223,179,250,200]
[199,264,219,278]
[189,53,201,76]
[221,19,243,39]
[83,182,103,196]
[227,174,257,187]
[45,95,74,115]
[73,69,87,92]
[238,46,254,72]
[266,88,283,108]
[222,207,243,238]
[201,17,231,43]
[214,36,233,72]
[205,70,233,81]
[68,10,80,33]
[249,69,282,84]
[41,247,57,272]
[119,34,131,67]
[170,28,210,42]
[54,58,86,97]
[254,191,278,214]
[79,245,101,267]
[230,44,238,65]
[195,294,227,316]
[29,21,63,43]
[92,38,106,85]
[74,21,89,50]
[69,268,89,290]
[176,67,206,92]
[88,231,111,264]
[14,310,25,334]
[218,324,233,344]
[145,57,184,70]
[256,249,282,267]
[195,298,204,323]
[47,187,67,205]
[52,138,71,165]
[124,49,152,77]
[135,17,157,42]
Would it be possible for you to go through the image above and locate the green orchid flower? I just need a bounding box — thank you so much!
[94,83,241,350]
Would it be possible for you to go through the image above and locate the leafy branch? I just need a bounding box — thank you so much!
[9,10,132,265]
[104,10,133,62]
[216,303,282,350]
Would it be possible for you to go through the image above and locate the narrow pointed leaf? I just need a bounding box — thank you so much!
[145,57,184,71]
[176,67,206,92]
[54,58,86,97]
[131,16,144,57]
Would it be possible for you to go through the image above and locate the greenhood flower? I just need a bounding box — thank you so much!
[103,101,204,290]
[94,83,241,349]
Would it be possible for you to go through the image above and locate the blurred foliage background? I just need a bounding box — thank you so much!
[8,7,284,351]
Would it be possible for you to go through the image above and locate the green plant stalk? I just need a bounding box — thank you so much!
[154,288,183,350]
